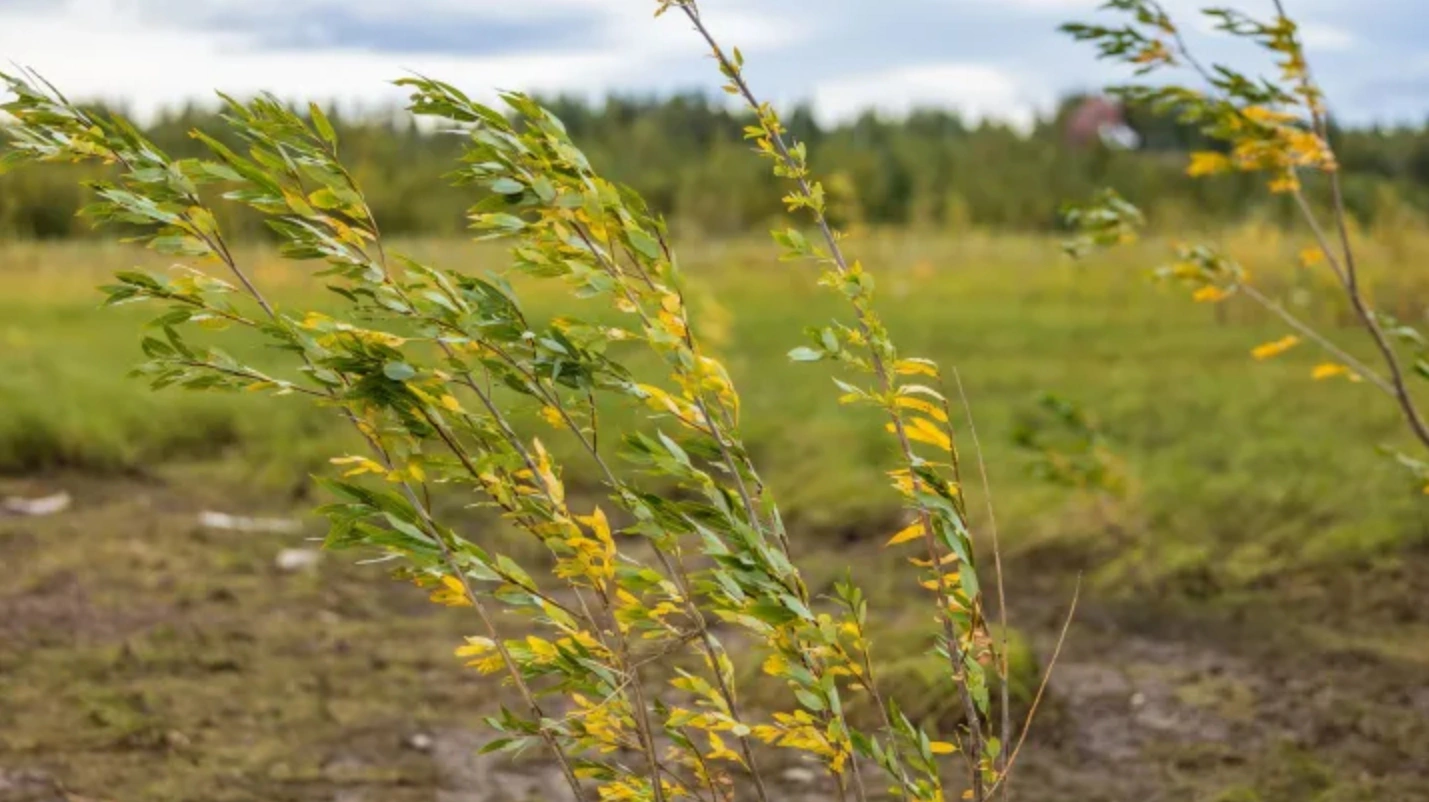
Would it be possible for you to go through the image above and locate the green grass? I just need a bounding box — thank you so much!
[6,231,1429,802]
[2,229,1427,594]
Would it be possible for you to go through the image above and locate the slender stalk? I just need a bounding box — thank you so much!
[1238,284,1393,395]
[1162,0,1429,452]
[674,5,987,795]
[465,322,779,802]
[1287,188,1348,287]
[570,222,771,547]
[212,251,590,802]
[1320,159,1429,450]
[113,137,595,797]
[952,368,1011,795]
[984,579,1079,799]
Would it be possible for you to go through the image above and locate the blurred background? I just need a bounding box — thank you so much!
[1,1,1427,801]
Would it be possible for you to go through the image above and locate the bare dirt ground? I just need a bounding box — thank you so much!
[2,474,1427,802]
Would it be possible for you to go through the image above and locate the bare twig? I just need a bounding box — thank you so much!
[985,577,1080,798]
[1238,284,1393,395]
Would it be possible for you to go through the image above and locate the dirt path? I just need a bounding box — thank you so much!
[2,476,1426,801]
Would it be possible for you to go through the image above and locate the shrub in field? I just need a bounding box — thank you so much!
[1063,0,1429,488]
[0,3,1077,800]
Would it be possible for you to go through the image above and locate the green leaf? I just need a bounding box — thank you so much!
[959,563,981,599]
[794,689,826,712]
[490,178,524,195]
[478,737,521,755]
[381,512,435,546]
[627,229,662,261]
[656,431,691,467]
[780,593,813,621]
[309,102,337,145]
[383,362,417,381]
[747,600,797,626]
[788,346,823,362]
[309,188,343,210]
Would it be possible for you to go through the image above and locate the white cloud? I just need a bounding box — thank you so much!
[0,0,1417,126]
[974,0,1204,14]
[812,63,1047,130]
[1299,22,1356,52]
[0,0,804,120]
[976,0,1098,9]
[0,16,602,119]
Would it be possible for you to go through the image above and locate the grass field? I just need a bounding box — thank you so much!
[3,229,1427,589]
[4,229,1429,801]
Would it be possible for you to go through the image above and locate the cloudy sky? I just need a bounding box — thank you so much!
[0,0,1425,128]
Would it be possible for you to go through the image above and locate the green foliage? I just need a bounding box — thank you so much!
[7,3,1427,801]
[1012,394,1126,497]
[1060,188,1144,258]
[0,9,1016,797]
[1062,0,1429,488]
[8,82,1429,239]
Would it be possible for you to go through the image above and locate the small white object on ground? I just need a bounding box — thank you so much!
[781,767,818,785]
[1,491,72,517]
[199,510,303,534]
[274,548,321,572]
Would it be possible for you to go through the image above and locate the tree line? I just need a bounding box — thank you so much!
[4,92,1429,240]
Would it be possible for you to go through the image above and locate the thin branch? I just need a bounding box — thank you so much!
[1320,150,1429,451]
[675,5,986,795]
[1159,0,1429,451]
[1286,187,1348,287]
[985,577,1080,799]
[952,368,1011,795]
[1239,284,1393,396]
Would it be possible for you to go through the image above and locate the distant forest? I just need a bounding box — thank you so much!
[4,92,1429,239]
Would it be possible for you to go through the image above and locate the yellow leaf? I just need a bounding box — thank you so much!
[1268,173,1300,194]
[1311,362,1350,380]
[707,732,744,765]
[1186,151,1231,177]
[888,468,917,496]
[1192,286,1229,303]
[455,636,496,658]
[885,521,925,547]
[929,740,958,755]
[430,575,473,607]
[894,358,940,377]
[1251,335,1300,360]
[891,417,952,451]
[525,635,558,661]
[895,396,949,422]
[910,552,960,568]
[1299,246,1325,267]
[531,439,565,506]
[440,394,462,412]
[539,405,564,427]
[330,455,385,477]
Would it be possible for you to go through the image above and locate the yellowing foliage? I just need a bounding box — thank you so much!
[1251,335,1301,360]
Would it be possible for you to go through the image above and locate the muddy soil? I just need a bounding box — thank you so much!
[2,475,1426,802]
